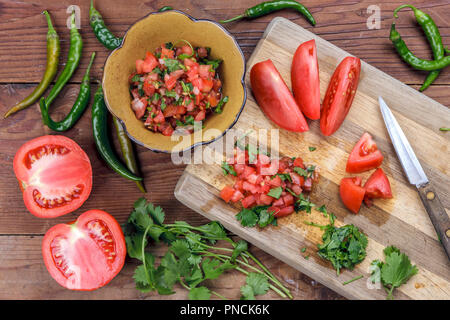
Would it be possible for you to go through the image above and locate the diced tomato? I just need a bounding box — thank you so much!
[291,184,302,195]
[259,193,274,206]
[164,70,184,91]
[246,173,259,185]
[243,181,259,194]
[293,157,305,169]
[272,198,284,207]
[234,163,245,175]
[142,52,158,73]
[160,122,174,136]
[143,80,155,96]
[194,110,206,122]
[303,178,312,191]
[153,111,165,124]
[242,195,256,208]
[199,65,212,78]
[231,190,244,203]
[346,132,384,173]
[220,186,235,203]
[340,177,365,214]
[289,172,302,185]
[269,205,295,218]
[161,46,174,59]
[131,98,147,119]
[136,59,145,74]
[283,194,295,206]
[243,166,256,178]
[201,78,214,93]
[269,175,282,187]
[180,45,193,56]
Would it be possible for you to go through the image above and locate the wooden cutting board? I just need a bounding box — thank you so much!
[174,17,450,300]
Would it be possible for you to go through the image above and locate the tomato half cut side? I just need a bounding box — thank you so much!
[250,59,309,132]
[13,135,92,218]
[320,56,361,136]
[42,209,126,291]
[346,132,384,173]
[291,39,320,120]
[339,177,365,214]
[364,168,393,200]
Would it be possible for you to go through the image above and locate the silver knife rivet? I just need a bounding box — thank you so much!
[426,191,435,200]
[446,229,450,238]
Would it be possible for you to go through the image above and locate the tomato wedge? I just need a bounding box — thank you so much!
[346,132,384,173]
[320,57,361,136]
[291,39,320,120]
[340,177,365,214]
[42,209,126,291]
[364,168,392,202]
[13,135,92,218]
[250,59,309,132]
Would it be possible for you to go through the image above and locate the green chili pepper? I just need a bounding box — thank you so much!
[90,0,123,50]
[394,5,445,92]
[390,22,450,71]
[220,0,316,26]
[92,86,142,182]
[44,11,83,107]
[158,6,173,12]
[112,117,146,193]
[39,52,96,132]
[4,11,60,118]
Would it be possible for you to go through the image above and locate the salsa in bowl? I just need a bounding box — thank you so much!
[129,41,228,136]
[102,10,246,153]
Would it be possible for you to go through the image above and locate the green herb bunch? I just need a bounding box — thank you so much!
[122,198,293,300]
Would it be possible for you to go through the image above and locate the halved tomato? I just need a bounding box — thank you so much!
[291,39,320,120]
[339,177,365,214]
[320,56,361,136]
[346,132,384,173]
[250,59,309,132]
[13,135,92,218]
[42,209,126,291]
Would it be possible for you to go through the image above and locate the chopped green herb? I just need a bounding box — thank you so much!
[184,115,194,125]
[235,206,277,229]
[165,90,177,98]
[272,173,292,182]
[221,161,237,176]
[165,42,174,50]
[301,247,307,253]
[439,127,450,131]
[309,146,316,152]
[267,187,283,199]
[160,98,167,111]
[294,194,315,213]
[163,58,186,73]
[214,96,228,114]
[131,74,141,82]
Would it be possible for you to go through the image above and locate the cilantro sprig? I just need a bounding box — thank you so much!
[123,198,293,300]
[370,246,418,300]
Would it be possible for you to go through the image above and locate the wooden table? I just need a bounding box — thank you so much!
[0,0,448,300]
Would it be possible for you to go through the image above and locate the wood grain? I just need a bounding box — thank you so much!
[0,0,448,300]
[175,17,450,300]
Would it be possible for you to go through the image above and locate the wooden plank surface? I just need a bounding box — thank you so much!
[174,17,450,300]
[0,0,448,300]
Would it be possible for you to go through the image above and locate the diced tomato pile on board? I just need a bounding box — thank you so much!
[220,147,317,218]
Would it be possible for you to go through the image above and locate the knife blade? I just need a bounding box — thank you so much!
[379,96,450,259]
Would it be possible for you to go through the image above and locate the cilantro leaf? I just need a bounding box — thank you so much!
[380,249,418,300]
[267,186,282,199]
[188,286,211,300]
[236,208,259,228]
[240,272,270,300]
[231,240,248,262]
[221,161,237,176]
[240,284,255,300]
[202,258,235,280]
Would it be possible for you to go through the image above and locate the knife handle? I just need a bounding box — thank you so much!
[418,183,450,259]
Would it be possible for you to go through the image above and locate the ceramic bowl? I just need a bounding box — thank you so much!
[102,10,246,153]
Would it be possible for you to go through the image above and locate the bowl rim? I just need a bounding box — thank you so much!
[102,9,247,154]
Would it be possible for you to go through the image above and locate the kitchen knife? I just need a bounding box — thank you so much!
[379,96,450,259]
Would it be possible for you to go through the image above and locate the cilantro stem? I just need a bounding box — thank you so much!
[200,251,289,299]
[141,224,153,289]
[342,275,363,285]
[211,290,228,300]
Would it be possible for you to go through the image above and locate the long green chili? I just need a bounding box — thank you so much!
[44,11,83,107]
[112,116,146,193]
[220,0,316,26]
[92,86,142,182]
[4,11,60,118]
[89,0,122,50]
[394,5,445,92]
[390,22,450,71]
[39,52,96,132]
[158,6,173,12]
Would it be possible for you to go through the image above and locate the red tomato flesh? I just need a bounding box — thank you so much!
[320,57,361,136]
[291,39,320,120]
[42,209,126,291]
[13,135,92,218]
[250,59,309,132]
[339,177,365,214]
[364,168,392,200]
[346,132,384,173]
